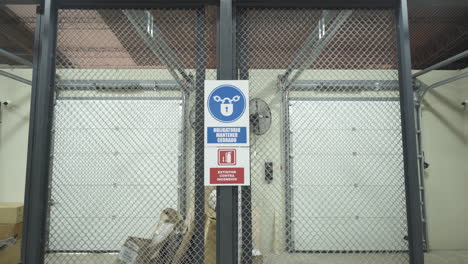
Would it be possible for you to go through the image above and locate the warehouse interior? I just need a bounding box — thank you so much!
[0,1,467,264]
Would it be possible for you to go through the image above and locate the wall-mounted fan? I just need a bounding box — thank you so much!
[250,98,271,135]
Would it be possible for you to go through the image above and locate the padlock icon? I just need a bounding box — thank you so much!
[221,103,233,116]
[214,95,240,117]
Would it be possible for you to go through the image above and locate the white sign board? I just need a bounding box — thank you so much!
[204,80,250,186]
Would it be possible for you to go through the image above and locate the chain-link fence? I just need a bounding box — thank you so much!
[46,7,217,264]
[43,6,409,264]
[237,8,409,264]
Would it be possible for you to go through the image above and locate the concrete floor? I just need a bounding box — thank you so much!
[44,251,468,264]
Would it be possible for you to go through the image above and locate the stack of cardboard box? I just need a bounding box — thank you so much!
[0,203,23,264]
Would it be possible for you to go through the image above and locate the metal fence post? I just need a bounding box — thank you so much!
[237,8,253,264]
[217,0,238,263]
[21,0,58,263]
[396,0,425,263]
[194,7,207,264]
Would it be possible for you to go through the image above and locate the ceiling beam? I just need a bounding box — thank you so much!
[412,25,468,69]
[0,0,38,4]
[1,0,467,8]
[97,10,157,67]
[0,5,34,64]
[409,0,468,7]
[0,5,73,67]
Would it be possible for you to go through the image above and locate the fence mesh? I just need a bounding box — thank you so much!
[46,7,217,264]
[44,6,410,264]
[237,8,409,264]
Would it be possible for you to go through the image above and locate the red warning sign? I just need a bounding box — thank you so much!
[218,149,236,166]
[210,168,244,185]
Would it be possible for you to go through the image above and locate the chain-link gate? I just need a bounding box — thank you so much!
[45,7,217,264]
[237,8,410,264]
[24,1,422,264]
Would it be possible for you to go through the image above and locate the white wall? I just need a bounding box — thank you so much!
[0,68,467,252]
[417,69,468,250]
[0,69,31,203]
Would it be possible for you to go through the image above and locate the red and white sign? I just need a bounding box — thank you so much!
[210,168,244,184]
[218,149,236,166]
[204,144,250,186]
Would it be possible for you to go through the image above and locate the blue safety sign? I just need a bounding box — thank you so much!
[207,85,246,123]
[204,80,250,186]
[207,127,247,144]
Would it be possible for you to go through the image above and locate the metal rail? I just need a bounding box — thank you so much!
[413,50,468,78]
[397,0,425,263]
[22,0,58,263]
[418,71,468,100]
[289,80,400,91]
[0,69,32,85]
[123,9,193,91]
[55,79,180,90]
[0,49,33,66]
[217,1,238,264]
[414,101,428,251]
[285,10,352,87]
[281,10,334,81]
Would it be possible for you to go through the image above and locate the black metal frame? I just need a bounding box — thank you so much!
[396,0,425,264]
[22,0,58,263]
[216,1,239,264]
[21,0,425,264]
[3,0,468,7]
[236,7,253,264]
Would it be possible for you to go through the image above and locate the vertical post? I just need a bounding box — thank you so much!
[194,7,206,264]
[396,1,425,264]
[217,0,238,264]
[21,0,58,263]
[237,8,253,264]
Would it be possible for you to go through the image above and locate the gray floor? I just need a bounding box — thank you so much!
[44,251,468,264]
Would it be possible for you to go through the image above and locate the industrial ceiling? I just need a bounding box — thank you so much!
[0,4,466,70]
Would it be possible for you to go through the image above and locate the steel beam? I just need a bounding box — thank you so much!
[289,80,400,91]
[0,5,72,68]
[56,0,215,9]
[282,10,352,88]
[419,71,468,100]
[281,10,333,82]
[237,8,253,264]
[21,0,58,263]
[193,7,206,264]
[123,9,193,91]
[0,49,33,67]
[0,69,32,85]
[55,79,180,90]
[235,0,398,8]
[396,0,425,263]
[217,1,238,264]
[4,0,466,8]
[413,50,468,78]
[409,0,468,7]
[0,0,38,3]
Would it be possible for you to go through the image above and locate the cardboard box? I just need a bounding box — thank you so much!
[0,239,21,264]
[0,222,22,264]
[0,223,23,240]
[115,237,153,264]
[0,203,23,224]
[115,237,173,264]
